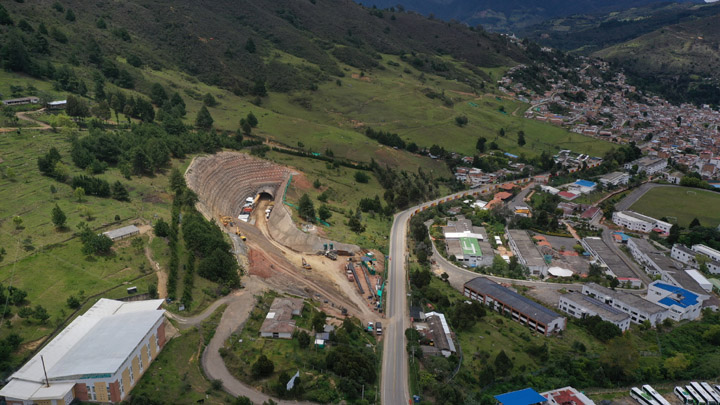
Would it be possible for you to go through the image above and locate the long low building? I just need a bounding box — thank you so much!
[0,298,166,404]
[506,229,549,277]
[598,171,630,187]
[582,283,667,326]
[558,292,631,332]
[612,211,672,234]
[581,237,641,286]
[628,238,681,277]
[464,277,566,336]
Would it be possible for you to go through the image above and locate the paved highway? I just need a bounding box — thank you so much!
[381,182,518,404]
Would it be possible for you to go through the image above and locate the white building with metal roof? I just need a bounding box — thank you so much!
[0,298,166,404]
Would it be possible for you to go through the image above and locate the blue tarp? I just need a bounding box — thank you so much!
[495,388,548,405]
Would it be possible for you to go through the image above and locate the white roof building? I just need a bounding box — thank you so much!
[0,298,166,404]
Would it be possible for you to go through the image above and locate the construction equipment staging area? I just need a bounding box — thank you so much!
[184,152,381,324]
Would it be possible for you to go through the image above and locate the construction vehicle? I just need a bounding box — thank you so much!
[324,250,337,261]
[301,258,312,270]
[235,227,247,241]
[219,216,233,226]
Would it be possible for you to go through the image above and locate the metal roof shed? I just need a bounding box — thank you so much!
[102,225,140,241]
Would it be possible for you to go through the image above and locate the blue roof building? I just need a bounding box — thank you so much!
[495,388,548,405]
[646,281,704,321]
[574,180,597,188]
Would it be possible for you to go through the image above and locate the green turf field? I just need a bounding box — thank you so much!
[630,186,720,227]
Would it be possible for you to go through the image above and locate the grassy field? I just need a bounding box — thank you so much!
[268,150,406,252]
[132,306,234,404]
[630,186,720,227]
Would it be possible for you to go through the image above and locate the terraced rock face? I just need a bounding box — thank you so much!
[186,152,290,218]
[185,152,359,253]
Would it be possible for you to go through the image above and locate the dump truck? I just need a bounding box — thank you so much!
[302,258,312,270]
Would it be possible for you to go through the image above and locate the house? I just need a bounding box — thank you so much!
[671,244,720,274]
[0,299,166,404]
[580,206,602,221]
[612,211,672,234]
[570,180,597,194]
[496,388,548,405]
[541,387,595,405]
[464,277,566,336]
[540,185,560,195]
[558,191,580,201]
[558,292,631,331]
[624,156,667,175]
[422,312,456,357]
[446,238,483,267]
[628,238,681,276]
[581,238,641,286]
[47,100,68,110]
[582,283,667,326]
[666,171,684,185]
[2,97,39,106]
[646,282,704,321]
[514,206,532,217]
[103,225,141,241]
[260,298,304,339]
[506,230,549,276]
[598,171,630,187]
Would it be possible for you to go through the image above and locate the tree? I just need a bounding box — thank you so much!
[66,95,90,118]
[154,218,170,237]
[689,217,701,228]
[74,187,86,202]
[455,115,468,127]
[111,181,129,201]
[0,4,13,25]
[318,205,332,221]
[499,128,505,137]
[234,397,253,405]
[150,83,168,105]
[245,38,256,53]
[65,9,76,21]
[13,216,23,229]
[1,34,30,72]
[51,204,67,229]
[298,194,315,222]
[313,179,321,189]
[312,310,327,333]
[91,101,111,121]
[203,92,218,107]
[476,137,487,152]
[517,130,526,146]
[664,353,690,378]
[33,305,50,324]
[246,112,258,127]
[66,295,81,309]
[667,224,680,245]
[251,354,274,378]
[195,106,214,129]
[494,350,513,376]
[241,119,252,136]
[298,330,311,348]
[96,17,107,29]
[354,171,370,183]
[348,215,365,234]
[169,168,186,194]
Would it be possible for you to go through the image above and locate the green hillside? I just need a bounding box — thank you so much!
[0,0,617,383]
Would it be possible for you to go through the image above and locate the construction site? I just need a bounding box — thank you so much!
[185,152,384,322]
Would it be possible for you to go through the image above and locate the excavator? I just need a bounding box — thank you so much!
[235,226,247,241]
[219,216,233,226]
[301,258,312,270]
